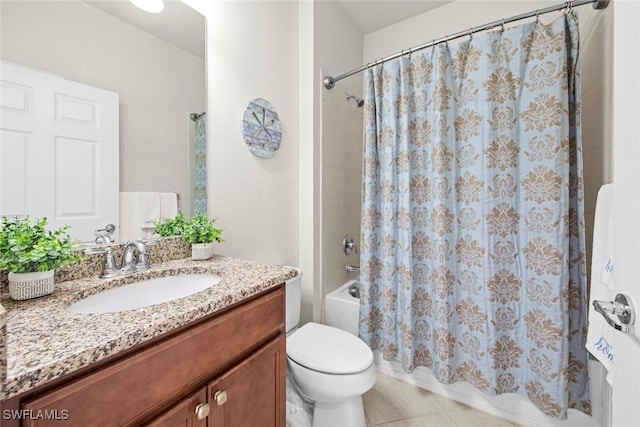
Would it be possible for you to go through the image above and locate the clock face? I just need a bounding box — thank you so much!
[241,98,282,158]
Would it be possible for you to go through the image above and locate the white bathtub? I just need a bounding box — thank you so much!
[324,278,610,427]
[325,278,360,336]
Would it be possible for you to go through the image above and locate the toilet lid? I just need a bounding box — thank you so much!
[287,322,373,374]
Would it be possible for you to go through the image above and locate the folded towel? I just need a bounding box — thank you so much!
[601,207,614,289]
[136,192,161,236]
[119,192,138,242]
[159,192,178,221]
[586,184,615,382]
[119,192,162,241]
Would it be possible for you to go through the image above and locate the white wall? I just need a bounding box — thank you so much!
[203,1,300,268]
[298,0,318,325]
[0,1,206,216]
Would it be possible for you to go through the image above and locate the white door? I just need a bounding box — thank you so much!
[611,1,640,426]
[0,61,119,241]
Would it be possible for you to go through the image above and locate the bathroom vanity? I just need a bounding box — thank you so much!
[0,256,294,426]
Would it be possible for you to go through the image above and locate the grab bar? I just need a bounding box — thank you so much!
[346,264,360,273]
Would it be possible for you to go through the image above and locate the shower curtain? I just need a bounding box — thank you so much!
[359,13,588,419]
[194,114,207,214]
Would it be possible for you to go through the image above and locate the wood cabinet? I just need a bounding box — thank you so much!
[3,286,286,427]
[207,336,285,427]
[145,389,208,427]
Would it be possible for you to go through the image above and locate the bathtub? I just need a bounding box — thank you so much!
[324,278,611,427]
[325,278,360,336]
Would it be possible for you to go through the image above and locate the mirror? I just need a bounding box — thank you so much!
[0,0,206,243]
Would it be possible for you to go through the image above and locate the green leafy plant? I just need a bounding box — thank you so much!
[154,210,189,237]
[0,216,82,273]
[182,212,224,245]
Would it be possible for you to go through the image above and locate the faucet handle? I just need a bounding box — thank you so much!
[143,237,160,246]
[343,234,359,255]
[93,247,119,278]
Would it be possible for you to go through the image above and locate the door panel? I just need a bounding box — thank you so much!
[0,61,119,241]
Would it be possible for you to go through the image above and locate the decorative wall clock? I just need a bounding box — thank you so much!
[241,98,282,158]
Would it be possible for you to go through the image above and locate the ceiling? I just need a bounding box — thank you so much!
[84,0,205,59]
[84,0,452,60]
[336,1,454,34]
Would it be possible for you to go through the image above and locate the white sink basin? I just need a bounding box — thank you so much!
[67,274,222,314]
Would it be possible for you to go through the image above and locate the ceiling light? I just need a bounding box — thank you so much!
[130,0,165,14]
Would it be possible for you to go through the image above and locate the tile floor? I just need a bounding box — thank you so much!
[363,373,520,427]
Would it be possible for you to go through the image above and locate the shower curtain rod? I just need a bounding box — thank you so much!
[323,0,610,89]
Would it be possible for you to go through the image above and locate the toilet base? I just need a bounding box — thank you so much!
[312,396,367,427]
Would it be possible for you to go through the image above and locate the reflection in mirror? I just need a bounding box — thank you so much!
[0,0,206,244]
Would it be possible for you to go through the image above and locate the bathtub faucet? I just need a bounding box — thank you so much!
[346,264,360,273]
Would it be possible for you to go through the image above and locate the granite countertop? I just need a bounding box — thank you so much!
[0,256,297,400]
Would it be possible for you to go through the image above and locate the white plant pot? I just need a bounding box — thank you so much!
[8,270,55,300]
[191,243,215,260]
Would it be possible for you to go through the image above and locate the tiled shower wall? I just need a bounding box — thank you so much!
[321,83,363,317]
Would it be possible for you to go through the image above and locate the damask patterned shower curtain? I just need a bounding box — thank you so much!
[359,13,588,419]
[194,114,207,214]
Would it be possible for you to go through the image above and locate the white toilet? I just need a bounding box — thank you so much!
[285,269,376,427]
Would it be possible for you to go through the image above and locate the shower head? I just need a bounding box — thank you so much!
[346,95,364,107]
[190,112,206,121]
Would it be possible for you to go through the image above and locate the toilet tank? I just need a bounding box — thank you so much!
[285,267,302,333]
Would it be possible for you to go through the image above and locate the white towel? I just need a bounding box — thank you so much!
[586,184,615,383]
[136,192,161,236]
[119,192,161,241]
[119,192,138,242]
[159,192,178,221]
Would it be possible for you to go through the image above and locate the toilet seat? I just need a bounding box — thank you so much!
[287,322,373,374]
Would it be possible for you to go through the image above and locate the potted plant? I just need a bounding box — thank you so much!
[0,216,82,300]
[154,211,223,260]
[154,210,189,237]
[183,212,224,260]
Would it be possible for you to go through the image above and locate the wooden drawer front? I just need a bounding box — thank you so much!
[22,287,284,427]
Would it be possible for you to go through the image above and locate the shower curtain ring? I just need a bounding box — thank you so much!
[500,19,505,32]
[468,28,473,41]
[535,9,540,22]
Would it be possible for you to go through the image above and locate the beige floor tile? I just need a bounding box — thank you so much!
[364,373,444,425]
[447,407,521,427]
[370,412,458,427]
[433,393,472,411]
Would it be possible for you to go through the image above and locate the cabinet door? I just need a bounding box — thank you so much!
[145,389,208,427]
[208,335,286,427]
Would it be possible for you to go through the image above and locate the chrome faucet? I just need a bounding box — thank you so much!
[346,264,360,273]
[84,239,158,278]
[121,240,150,274]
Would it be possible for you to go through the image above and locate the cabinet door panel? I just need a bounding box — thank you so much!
[145,389,207,427]
[208,335,286,427]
